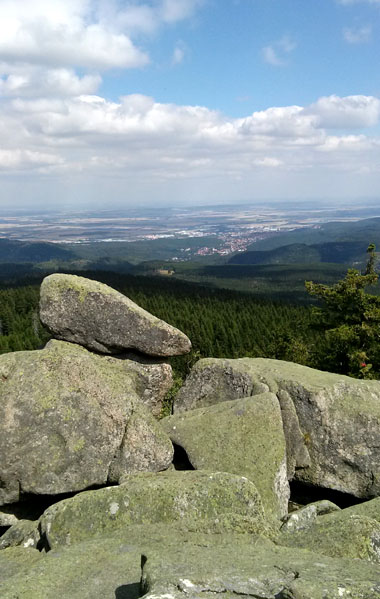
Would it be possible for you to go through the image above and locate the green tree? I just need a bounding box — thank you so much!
[305,244,380,378]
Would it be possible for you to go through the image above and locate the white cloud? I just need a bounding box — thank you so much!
[343,25,372,43]
[1,91,380,203]
[306,95,380,128]
[262,36,296,67]
[0,0,203,74]
[0,67,101,97]
[0,149,63,171]
[159,0,204,23]
[0,1,149,70]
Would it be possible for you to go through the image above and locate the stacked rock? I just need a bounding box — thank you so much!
[1,274,380,599]
[0,274,191,506]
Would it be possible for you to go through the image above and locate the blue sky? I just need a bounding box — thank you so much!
[0,0,380,209]
[102,0,379,116]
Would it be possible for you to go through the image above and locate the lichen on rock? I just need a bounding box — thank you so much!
[40,273,192,356]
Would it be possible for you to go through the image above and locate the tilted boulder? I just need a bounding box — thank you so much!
[174,358,380,498]
[39,273,191,356]
[40,471,269,549]
[0,340,173,505]
[162,393,289,520]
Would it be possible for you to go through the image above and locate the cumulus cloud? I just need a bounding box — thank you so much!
[343,25,372,43]
[0,67,101,97]
[0,0,203,75]
[262,36,296,66]
[0,92,378,187]
[306,95,380,128]
[0,0,149,70]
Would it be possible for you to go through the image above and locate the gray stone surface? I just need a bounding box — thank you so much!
[0,534,142,599]
[0,340,173,505]
[277,388,311,478]
[0,519,40,550]
[2,525,380,599]
[0,511,19,527]
[39,471,269,549]
[162,394,289,521]
[141,536,380,599]
[174,357,380,498]
[279,507,380,563]
[281,500,340,532]
[40,273,191,356]
[117,355,173,417]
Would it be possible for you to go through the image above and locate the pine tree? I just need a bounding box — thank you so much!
[305,244,380,378]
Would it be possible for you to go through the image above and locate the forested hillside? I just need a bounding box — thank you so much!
[245,217,380,252]
[0,272,317,376]
[229,241,369,266]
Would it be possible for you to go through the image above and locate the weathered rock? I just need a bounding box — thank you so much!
[141,536,380,599]
[277,388,311,478]
[40,273,191,356]
[279,507,380,563]
[281,500,341,532]
[0,546,44,584]
[0,519,40,550]
[335,496,380,522]
[0,535,142,599]
[0,511,19,528]
[40,471,269,549]
[174,358,265,413]
[117,354,173,417]
[0,340,173,505]
[175,358,380,498]
[162,394,289,520]
[2,525,380,598]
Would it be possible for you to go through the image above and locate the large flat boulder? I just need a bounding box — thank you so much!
[0,340,173,505]
[0,535,142,599]
[174,358,380,498]
[141,537,380,599]
[40,273,191,356]
[2,525,380,598]
[39,471,269,549]
[162,394,289,521]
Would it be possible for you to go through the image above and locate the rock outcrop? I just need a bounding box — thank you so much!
[2,273,380,598]
[0,339,173,504]
[141,537,380,599]
[175,357,380,498]
[162,393,289,520]
[40,273,191,356]
[39,471,269,549]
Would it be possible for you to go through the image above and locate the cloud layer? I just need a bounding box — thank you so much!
[0,0,379,205]
[1,92,379,185]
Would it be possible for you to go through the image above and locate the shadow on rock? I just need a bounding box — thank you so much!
[115,582,142,599]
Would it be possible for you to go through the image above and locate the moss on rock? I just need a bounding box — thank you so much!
[40,470,269,549]
[163,393,289,521]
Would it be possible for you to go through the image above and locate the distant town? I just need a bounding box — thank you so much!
[1,199,380,261]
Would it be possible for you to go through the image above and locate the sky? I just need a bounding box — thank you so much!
[1,0,380,210]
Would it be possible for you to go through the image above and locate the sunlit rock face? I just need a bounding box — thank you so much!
[39,273,192,356]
